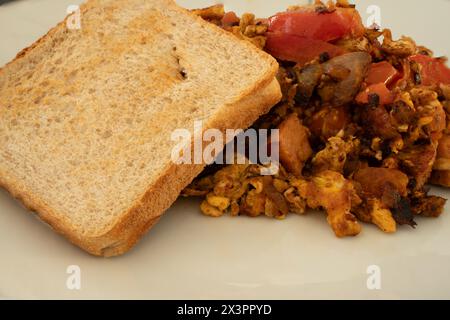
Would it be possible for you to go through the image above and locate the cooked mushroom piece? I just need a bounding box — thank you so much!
[293,63,323,106]
[319,52,372,105]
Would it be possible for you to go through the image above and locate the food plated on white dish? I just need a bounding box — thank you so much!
[0,0,449,299]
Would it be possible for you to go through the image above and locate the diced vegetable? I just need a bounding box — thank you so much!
[265,33,344,65]
[366,61,401,87]
[321,52,372,105]
[268,8,364,42]
[356,83,395,105]
[409,54,450,85]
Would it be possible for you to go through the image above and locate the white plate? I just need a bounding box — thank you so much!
[1,0,449,300]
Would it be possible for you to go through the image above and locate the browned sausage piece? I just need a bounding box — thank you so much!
[431,134,450,187]
[353,167,409,199]
[435,134,450,166]
[278,114,313,176]
[430,170,450,187]
[398,144,437,190]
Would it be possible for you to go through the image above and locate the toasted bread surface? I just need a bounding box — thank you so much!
[0,0,280,256]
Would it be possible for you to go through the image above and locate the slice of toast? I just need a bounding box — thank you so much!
[0,0,280,256]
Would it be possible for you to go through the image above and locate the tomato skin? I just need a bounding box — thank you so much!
[268,8,365,42]
[266,8,364,64]
[265,32,344,65]
[366,62,401,87]
[356,83,395,105]
[409,54,450,85]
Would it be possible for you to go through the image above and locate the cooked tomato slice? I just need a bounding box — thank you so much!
[356,83,395,105]
[409,54,450,85]
[268,8,365,42]
[366,62,401,87]
[265,32,344,65]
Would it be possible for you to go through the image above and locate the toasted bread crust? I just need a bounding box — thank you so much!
[0,79,280,256]
[0,0,280,257]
